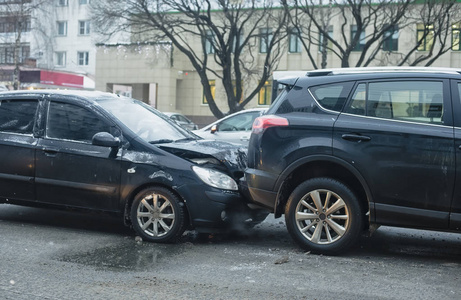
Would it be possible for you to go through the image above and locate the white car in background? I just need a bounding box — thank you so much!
[163,112,199,130]
[193,108,266,146]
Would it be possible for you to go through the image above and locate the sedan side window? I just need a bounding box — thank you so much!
[219,112,260,131]
[46,102,111,143]
[0,99,38,134]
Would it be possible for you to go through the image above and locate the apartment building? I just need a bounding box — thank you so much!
[0,0,101,89]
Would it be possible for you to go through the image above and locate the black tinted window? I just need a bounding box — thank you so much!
[0,99,37,134]
[346,80,444,125]
[309,82,354,112]
[47,102,111,143]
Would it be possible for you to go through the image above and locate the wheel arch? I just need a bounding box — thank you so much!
[274,155,373,226]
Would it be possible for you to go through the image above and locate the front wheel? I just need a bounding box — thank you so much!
[285,178,363,255]
[130,187,187,243]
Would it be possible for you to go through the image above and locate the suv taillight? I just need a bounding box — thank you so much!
[252,115,289,134]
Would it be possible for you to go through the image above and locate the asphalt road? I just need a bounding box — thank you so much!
[0,204,460,300]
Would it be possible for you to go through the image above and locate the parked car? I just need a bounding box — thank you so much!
[193,108,265,146]
[0,90,266,242]
[245,67,461,255]
[163,112,199,130]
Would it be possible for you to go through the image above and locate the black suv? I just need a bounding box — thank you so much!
[0,90,265,242]
[245,67,461,255]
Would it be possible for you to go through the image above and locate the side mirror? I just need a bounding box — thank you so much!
[92,132,121,148]
[210,124,218,134]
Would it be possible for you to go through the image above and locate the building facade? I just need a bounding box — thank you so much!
[94,4,461,126]
[0,0,113,90]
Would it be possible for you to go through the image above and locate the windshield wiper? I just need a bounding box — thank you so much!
[149,139,174,144]
[174,137,196,142]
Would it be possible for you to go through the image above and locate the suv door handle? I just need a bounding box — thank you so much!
[341,134,371,142]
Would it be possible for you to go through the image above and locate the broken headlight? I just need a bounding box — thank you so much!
[192,166,238,191]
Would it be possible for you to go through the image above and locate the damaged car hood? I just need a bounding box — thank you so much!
[158,139,248,175]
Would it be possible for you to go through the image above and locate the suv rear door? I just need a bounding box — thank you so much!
[332,78,454,229]
[450,80,461,230]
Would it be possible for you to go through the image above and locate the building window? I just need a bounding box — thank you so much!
[77,51,89,66]
[260,28,273,53]
[57,0,68,6]
[258,81,272,105]
[57,21,67,36]
[55,52,66,66]
[232,31,244,53]
[319,26,333,52]
[452,24,461,51]
[232,80,244,103]
[383,24,399,51]
[79,20,90,35]
[417,24,434,51]
[203,80,215,104]
[205,30,214,54]
[289,28,302,53]
[351,25,365,51]
[0,44,29,64]
[0,16,31,33]
[79,0,89,4]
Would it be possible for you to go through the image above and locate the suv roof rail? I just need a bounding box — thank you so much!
[306,67,461,77]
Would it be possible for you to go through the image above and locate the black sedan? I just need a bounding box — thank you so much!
[0,90,266,242]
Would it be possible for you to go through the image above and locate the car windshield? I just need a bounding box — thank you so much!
[98,97,194,144]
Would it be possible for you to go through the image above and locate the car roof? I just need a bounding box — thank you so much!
[279,67,461,88]
[305,66,461,77]
[0,90,121,104]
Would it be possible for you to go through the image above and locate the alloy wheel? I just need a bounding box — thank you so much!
[136,193,175,237]
[295,189,350,245]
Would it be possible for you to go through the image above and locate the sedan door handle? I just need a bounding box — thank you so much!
[43,148,59,157]
[341,134,371,142]
[240,136,249,141]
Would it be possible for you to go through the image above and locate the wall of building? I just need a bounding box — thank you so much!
[96,44,180,111]
[94,5,461,126]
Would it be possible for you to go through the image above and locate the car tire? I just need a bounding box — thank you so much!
[285,178,363,255]
[131,187,187,243]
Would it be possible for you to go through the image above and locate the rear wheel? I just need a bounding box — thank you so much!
[285,178,363,255]
[130,187,187,243]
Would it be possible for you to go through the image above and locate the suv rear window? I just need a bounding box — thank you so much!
[309,82,354,112]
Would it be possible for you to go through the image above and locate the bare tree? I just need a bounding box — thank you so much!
[286,0,461,69]
[91,0,288,118]
[397,0,461,66]
[285,0,413,68]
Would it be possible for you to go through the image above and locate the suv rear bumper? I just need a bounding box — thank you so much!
[245,168,278,210]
